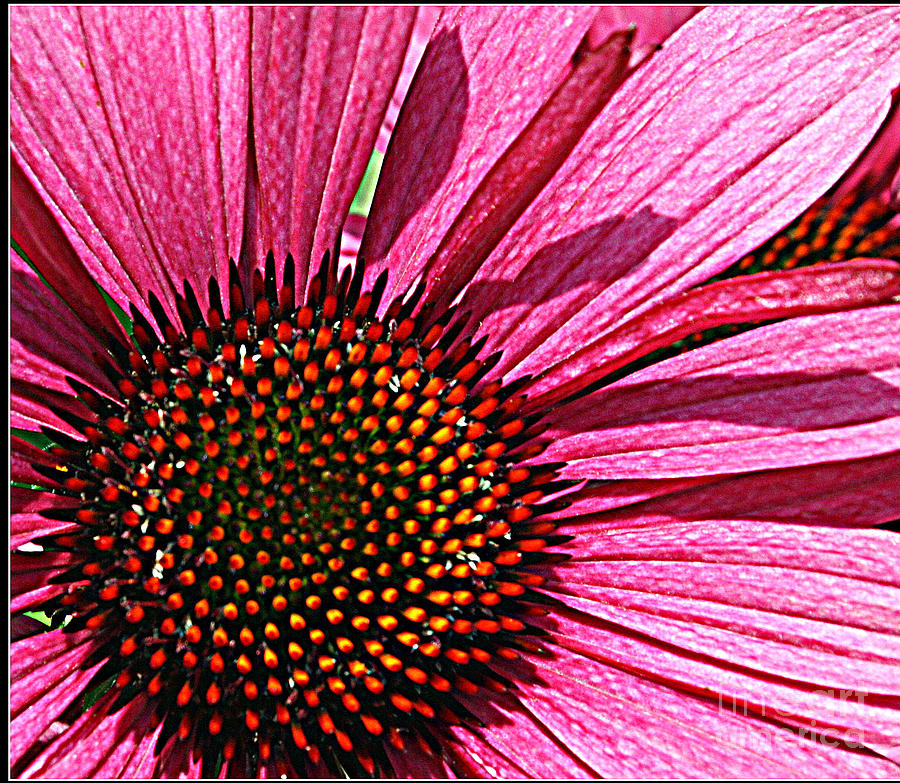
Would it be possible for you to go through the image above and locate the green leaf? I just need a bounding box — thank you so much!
[24,610,53,626]
[349,150,385,218]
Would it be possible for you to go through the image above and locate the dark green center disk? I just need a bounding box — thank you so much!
[36,257,565,776]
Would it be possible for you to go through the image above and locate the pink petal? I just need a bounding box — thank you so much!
[361,7,599,303]
[12,550,78,600]
[535,601,900,746]
[338,212,367,270]
[10,6,251,322]
[12,435,63,488]
[375,8,441,154]
[569,453,900,531]
[540,306,900,478]
[589,6,700,65]
[542,477,712,523]
[11,658,105,767]
[544,521,900,688]
[462,6,900,380]
[11,628,100,712]
[440,725,530,778]
[11,248,119,400]
[12,585,72,615]
[542,583,900,699]
[12,484,74,517]
[547,552,899,637]
[398,26,634,311]
[113,727,166,780]
[11,160,127,342]
[523,259,900,406]
[555,505,900,577]
[837,91,900,196]
[85,706,165,779]
[12,487,80,549]
[384,741,455,778]
[11,615,50,642]
[506,642,898,777]
[246,7,419,292]
[21,689,160,779]
[153,732,204,778]
[11,380,94,439]
[448,691,598,778]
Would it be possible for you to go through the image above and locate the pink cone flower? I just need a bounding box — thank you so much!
[10,6,900,779]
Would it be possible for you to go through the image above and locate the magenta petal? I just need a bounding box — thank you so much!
[583,453,900,530]
[247,7,418,291]
[82,704,166,779]
[11,658,105,766]
[12,249,120,400]
[12,551,80,615]
[541,306,900,478]
[383,743,455,778]
[547,552,899,636]
[111,728,165,780]
[375,8,441,154]
[534,602,900,749]
[553,404,898,480]
[11,380,95,440]
[21,689,160,779]
[11,161,127,342]
[837,92,900,196]
[10,7,251,321]
[413,28,633,311]
[153,732,204,779]
[12,550,78,600]
[542,583,900,702]
[540,478,712,528]
[361,7,599,303]
[12,381,83,436]
[12,519,79,552]
[508,642,898,777]
[11,628,99,713]
[522,259,900,405]
[11,585,73,615]
[12,436,63,488]
[440,725,530,778]
[449,691,597,778]
[12,488,80,549]
[464,6,900,378]
[589,6,700,64]
[545,521,900,687]
[11,615,50,643]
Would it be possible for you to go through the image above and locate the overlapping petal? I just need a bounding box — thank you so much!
[360,6,601,301]
[11,249,120,405]
[588,6,700,65]
[539,306,900,478]
[461,6,900,381]
[445,691,598,778]
[11,161,128,342]
[20,689,163,779]
[11,630,109,771]
[563,453,900,531]
[11,488,80,550]
[522,259,900,405]
[395,27,635,312]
